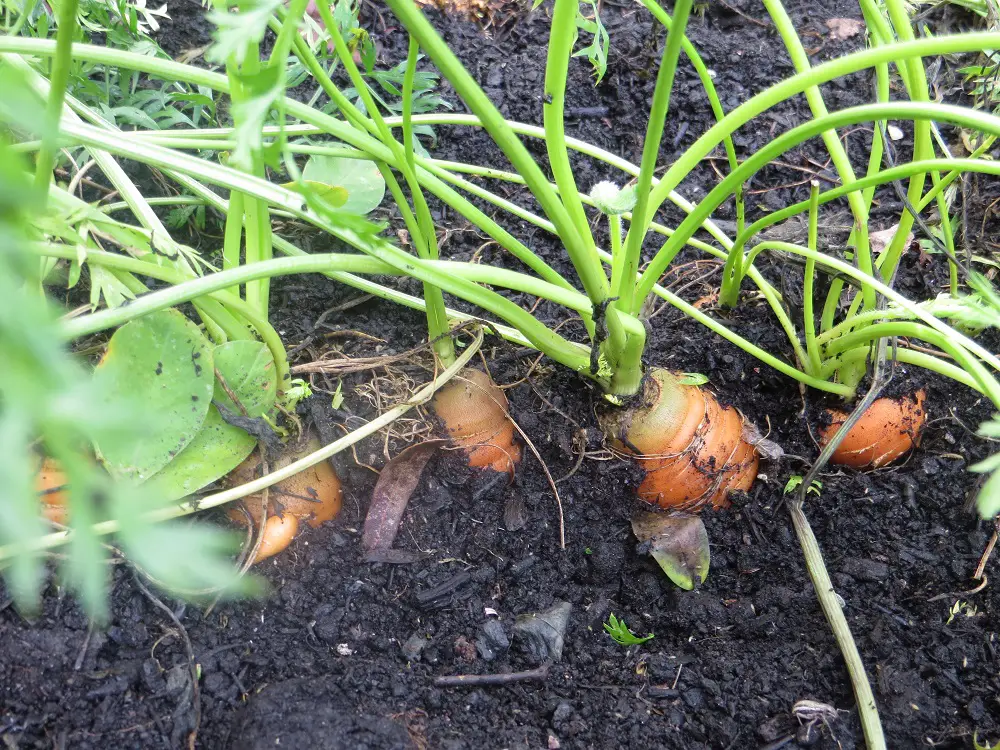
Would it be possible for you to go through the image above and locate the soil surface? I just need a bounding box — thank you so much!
[3,1,1000,749]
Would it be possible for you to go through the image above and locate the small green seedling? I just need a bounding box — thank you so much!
[603,613,654,646]
[532,0,609,82]
[946,600,979,625]
[784,475,822,497]
[331,379,345,410]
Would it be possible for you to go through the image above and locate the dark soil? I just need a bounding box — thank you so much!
[4,1,1000,749]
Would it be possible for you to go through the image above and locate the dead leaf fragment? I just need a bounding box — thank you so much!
[825,18,864,41]
[742,421,785,462]
[632,510,711,590]
[362,440,446,552]
[869,223,914,257]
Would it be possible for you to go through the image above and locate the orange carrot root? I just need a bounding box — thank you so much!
[432,368,522,473]
[227,436,344,562]
[37,458,69,525]
[253,514,300,563]
[600,368,759,511]
[820,389,927,468]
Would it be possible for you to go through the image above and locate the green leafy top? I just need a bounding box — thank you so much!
[206,0,284,65]
[532,0,610,82]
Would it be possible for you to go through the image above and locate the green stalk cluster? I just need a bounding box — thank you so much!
[6,0,1000,492]
[5,7,1000,404]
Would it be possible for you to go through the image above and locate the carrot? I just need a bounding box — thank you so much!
[253,514,300,563]
[37,457,69,525]
[227,436,343,562]
[600,368,759,511]
[819,389,927,468]
[432,368,521,473]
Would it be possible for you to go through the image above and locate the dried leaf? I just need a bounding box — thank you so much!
[825,18,864,41]
[869,224,913,257]
[504,492,527,531]
[742,421,784,461]
[362,440,446,551]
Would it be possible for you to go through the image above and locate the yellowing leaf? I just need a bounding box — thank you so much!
[282,180,349,210]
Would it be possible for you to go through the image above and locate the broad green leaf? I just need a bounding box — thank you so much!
[141,406,256,502]
[93,309,214,482]
[212,340,278,418]
[301,155,385,214]
[140,341,275,502]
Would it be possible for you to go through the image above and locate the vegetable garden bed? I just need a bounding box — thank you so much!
[2,0,1000,748]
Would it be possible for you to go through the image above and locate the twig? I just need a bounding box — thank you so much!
[133,573,201,750]
[74,622,95,671]
[291,320,484,375]
[714,0,771,26]
[973,518,999,580]
[434,663,550,687]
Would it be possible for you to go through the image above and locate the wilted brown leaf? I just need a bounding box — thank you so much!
[825,18,865,41]
[362,440,446,552]
[869,224,914,257]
